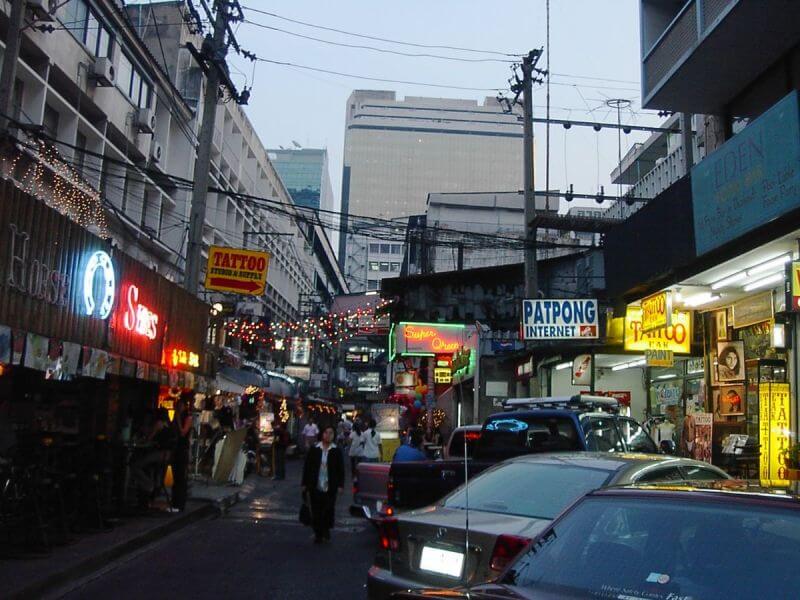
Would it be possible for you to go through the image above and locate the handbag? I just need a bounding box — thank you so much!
[299,492,312,526]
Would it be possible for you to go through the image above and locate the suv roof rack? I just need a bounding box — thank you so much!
[503,394,620,414]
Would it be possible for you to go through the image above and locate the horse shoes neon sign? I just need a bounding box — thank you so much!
[83,250,116,319]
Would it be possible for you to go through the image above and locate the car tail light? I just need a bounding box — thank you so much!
[489,534,531,572]
[387,475,395,502]
[378,517,400,552]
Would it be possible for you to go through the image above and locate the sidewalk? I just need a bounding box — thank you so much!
[1,480,242,600]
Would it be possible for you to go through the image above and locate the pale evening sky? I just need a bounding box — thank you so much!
[230,0,662,216]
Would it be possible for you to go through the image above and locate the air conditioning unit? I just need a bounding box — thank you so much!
[89,57,115,87]
[151,141,163,163]
[135,107,156,134]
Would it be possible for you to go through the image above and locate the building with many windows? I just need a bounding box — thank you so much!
[339,91,524,292]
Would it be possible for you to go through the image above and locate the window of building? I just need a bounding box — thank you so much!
[379,262,390,272]
[42,104,59,139]
[63,1,112,58]
[380,244,391,253]
[369,261,379,271]
[390,262,400,272]
[367,280,379,291]
[369,243,380,253]
[116,51,152,108]
[391,244,402,254]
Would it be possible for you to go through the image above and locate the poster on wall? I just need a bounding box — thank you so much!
[715,310,728,340]
[716,341,745,382]
[289,338,311,365]
[691,413,713,464]
[713,384,745,419]
[24,333,49,371]
[571,354,592,385]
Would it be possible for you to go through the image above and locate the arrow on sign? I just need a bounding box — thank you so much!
[208,277,261,293]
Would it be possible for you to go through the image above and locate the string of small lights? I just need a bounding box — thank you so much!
[1,137,108,237]
[225,298,392,346]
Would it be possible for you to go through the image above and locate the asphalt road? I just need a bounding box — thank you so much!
[58,458,375,600]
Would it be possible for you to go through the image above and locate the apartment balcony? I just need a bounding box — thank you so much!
[641,0,800,113]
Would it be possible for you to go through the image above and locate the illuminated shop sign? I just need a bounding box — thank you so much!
[760,382,792,488]
[521,299,598,340]
[121,284,159,340]
[640,291,672,333]
[169,348,200,369]
[624,306,692,354]
[83,250,116,319]
[391,322,466,356]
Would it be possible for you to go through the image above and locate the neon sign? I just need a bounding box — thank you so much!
[83,250,115,319]
[395,323,465,356]
[170,348,200,369]
[122,284,159,340]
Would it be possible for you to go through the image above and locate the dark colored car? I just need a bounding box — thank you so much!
[367,453,729,599]
[388,396,664,512]
[390,482,800,600]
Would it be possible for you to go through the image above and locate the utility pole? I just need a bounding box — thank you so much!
[184,1,229,293]
[0,0,27,132]
[519,50,543,298]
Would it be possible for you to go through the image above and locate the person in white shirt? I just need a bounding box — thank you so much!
[301,426,344,543]
[302,419,319,454]
[348,421,364,476]
[361,418,381,462]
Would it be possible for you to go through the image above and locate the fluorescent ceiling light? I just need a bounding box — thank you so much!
[657,374,677,379]
[612,358,646,371]
[743,272,784,292]
[611,362,631,372]
[747,254,791,276]
[632,358,647,367]
[711,271,747,290]
[555,362,571,370]
[683,292,720,307]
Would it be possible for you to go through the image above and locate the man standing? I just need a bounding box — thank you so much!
[302,418,319,454]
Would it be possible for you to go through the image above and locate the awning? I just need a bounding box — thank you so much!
[214,366,264,395]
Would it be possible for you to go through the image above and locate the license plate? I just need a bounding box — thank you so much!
[419,546,464,578]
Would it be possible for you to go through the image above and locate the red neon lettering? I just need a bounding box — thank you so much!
[121,284,159,341]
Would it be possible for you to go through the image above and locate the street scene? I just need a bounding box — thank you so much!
[1,0,800,599]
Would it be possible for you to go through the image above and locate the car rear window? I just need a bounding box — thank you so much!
[505,496,800,598]
[477,415,580,459]
[448,429,481,458]
[444,462,612,519]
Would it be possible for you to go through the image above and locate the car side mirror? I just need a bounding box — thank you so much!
[660,440,677,455]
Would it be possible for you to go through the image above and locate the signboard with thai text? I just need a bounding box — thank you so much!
[759,382,791,487]
[204,246,270,296]
[640,291,672,333]
[624,306,692,354]
[521,299,598,340]
[692,90,800,256]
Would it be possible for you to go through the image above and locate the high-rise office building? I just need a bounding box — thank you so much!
[340,91,524,291]
[268,148,338,254]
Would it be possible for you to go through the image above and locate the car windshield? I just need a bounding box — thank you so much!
[477,415,581,459]
[503,495,800,599]
[444,462,612,519]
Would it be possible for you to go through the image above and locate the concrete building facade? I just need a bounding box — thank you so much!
[339,91,524,291]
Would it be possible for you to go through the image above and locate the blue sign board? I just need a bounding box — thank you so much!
[692,91,800,256]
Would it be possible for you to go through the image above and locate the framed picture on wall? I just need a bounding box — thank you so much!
[713,384,745,418]
[715,310,728,341]
[717,341,745,382]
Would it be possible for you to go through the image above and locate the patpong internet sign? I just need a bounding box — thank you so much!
[205,246,270,296]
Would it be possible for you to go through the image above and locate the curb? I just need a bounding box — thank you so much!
[7,492,238,600]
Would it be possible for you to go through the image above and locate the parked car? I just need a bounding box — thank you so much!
[352,425,482,520]
[388,395,667,513]
[367,452,729,599]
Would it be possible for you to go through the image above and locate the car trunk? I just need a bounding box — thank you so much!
[387,506,550,589]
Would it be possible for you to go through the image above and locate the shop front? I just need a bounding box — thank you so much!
[0,182,209,524]
[388,321,478,438]
[604,90,800,482]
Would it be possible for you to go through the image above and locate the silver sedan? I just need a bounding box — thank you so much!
[367,452,730,600]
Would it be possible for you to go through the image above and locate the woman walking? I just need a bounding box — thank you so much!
[301,425,344,543]
[348,420,364,477]
[361,418,382,463]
